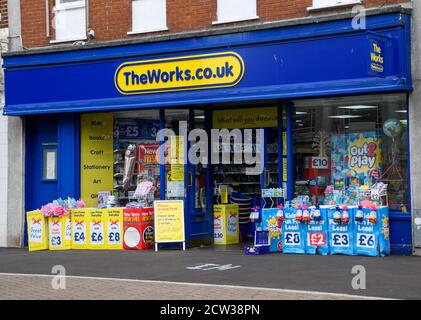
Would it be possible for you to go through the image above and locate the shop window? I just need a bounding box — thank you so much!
[129,0,167,35]
[292,93,408,213]
[53,0,87,42]
[213,0,258,25]
[308,0,362,11]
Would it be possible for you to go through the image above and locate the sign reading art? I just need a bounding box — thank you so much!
[115,52,245,95]
[81,113,114,207]
[212,107,278,129]
[153,200,185,251]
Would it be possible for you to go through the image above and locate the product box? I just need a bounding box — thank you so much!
[104,208,124,250]
[48,215,72,251]
[88,209,106,250]
[327,206,354,256]
[213,204,239,245]
[71,209,89,249]
[123,207,154,250]
[26,210,48,252]
[281,207,306,254]
[353,206,390,257]
[305,206,329,255]
[260,208,282,252]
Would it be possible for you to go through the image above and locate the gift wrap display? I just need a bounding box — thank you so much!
[213,204,239,245]
[26,210,49,252]
[249,205,390,257]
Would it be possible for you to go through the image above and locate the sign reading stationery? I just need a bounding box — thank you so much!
[153,200,185,251]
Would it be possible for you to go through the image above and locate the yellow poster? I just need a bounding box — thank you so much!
[71,209,89,250]
[169,135,185,181]
[27,210,48,252]
[154,200,185,243]
[88,209,106,250]
[220,186,228,204]
[81,113,114,207]
[347,132,382,178]
[283,157,287,182]
[48,215,72,251]
[104,208,124,250]
[214,204,239,245]
[212,107,278,129]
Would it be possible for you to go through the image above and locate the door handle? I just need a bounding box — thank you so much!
[188,171,193,187]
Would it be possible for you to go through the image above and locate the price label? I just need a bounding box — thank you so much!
[331,233,349,247]
[50,221,62,248]
[308,232,326,246]
[284,232,301,245]
[30,221,43,243]
[108,222,121,244]
[311,157,329,169]
[73,221,86,245]
[357,233,375,248]
[90,221,104,245]
[65,217,72,241]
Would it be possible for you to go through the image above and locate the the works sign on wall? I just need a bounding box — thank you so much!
[114,52,245,95]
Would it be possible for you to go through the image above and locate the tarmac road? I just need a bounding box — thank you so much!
[0,247,420,299]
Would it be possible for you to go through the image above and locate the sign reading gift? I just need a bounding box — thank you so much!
[115,52,244,95]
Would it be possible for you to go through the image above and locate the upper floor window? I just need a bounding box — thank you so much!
[53,0,87,42]
[213,0,258,25]
[309,0,362,11]
[129,0,167,35]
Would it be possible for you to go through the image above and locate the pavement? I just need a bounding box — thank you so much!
[0,246,420,300]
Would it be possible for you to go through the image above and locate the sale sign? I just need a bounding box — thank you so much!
[71,209,89,249]
[48,216,71,251]
[88,209,105,249]
[26,210,48,252]
[327,206,354,256]
[281,207,306,254]
[104,208,123,250]
[305,207,329,255]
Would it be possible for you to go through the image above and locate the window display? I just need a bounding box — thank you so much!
[292,93,408,212]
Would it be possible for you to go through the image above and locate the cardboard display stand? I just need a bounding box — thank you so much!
[27,210,48,252]
[214,204,239,245]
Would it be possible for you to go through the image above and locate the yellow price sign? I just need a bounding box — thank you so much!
[154,200,185,243]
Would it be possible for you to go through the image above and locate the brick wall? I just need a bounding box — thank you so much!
[21,0,410,49]
[0,0,7,29]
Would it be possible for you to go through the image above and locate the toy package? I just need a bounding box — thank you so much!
[261,208,283,252]
[281,206,306,254]
[304,206,329,255]
[353,206,390,256]
[328,205,354,255]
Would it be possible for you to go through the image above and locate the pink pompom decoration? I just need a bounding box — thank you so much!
[40,203,54,217]
[76,199,86,208]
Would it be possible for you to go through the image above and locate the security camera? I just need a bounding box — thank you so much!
[87,29,95,40]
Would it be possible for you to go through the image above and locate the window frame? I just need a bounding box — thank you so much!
[213,0,259,25]
[128,0,168,35]
[308,0,362,12]
[52,0,87,43]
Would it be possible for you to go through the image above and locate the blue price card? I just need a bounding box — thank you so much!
[305,207,329,255]
[281,207,306,254]
[328,206,354,256]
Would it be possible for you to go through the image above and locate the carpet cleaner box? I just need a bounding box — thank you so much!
[27,210,48,252]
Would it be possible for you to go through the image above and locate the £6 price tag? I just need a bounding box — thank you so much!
[90,221,104,245]
[357,233,375,248]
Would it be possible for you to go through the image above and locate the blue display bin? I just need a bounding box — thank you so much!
[389,212,412,255]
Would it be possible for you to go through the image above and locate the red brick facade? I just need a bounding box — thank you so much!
[21,0,409,49]
[0,0,8,29]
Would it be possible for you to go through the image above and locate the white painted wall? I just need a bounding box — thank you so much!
[0,27,8,247]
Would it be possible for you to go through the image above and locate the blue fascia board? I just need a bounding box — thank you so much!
[4,77,411,116]
[3,13,408,69]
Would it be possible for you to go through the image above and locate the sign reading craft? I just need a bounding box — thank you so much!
[114,52,245,95]
[153,200,185,251]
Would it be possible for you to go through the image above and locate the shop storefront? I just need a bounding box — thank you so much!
[3,11,412,254]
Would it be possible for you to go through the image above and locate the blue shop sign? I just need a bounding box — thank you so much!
[3,13,411,115]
